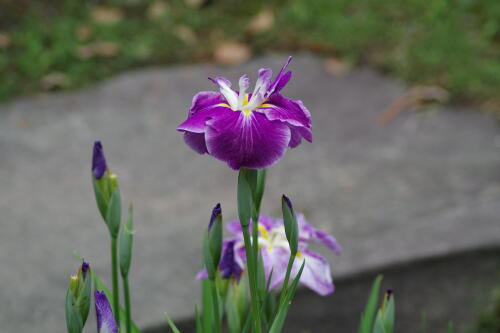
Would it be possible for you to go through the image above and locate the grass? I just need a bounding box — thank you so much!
[1,0,500,109]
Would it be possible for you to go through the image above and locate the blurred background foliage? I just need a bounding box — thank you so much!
[0,0,500,108]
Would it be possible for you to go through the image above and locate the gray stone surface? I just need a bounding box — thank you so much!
[0,53,499,332]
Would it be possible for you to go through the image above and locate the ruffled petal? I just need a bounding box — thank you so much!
[177,105,232,133]
[183,132,208,154]
[261,94,312,131]
[293,250,334,296]
[205,111,291,170]
[188,91,226,116]
[297,214,342,255]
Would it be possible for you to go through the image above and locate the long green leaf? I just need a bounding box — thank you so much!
[358,275,383,333]
[164,312,181,333]
[269,261,305,333]
[92,272,142,333]
[226,286,242,333]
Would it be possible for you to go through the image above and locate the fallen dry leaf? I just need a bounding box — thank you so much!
[41,72,70,90]
[147,1,169,19]
[76,41,120,59]
[248,9,274,34]
[76,25,93,41]
[0,32,11,49]
[90,7,124,24]
[184,0,205,8]
[174,25,197,44]
[378,86,450,125]
[324,57,352,76]
[214,41,252,66]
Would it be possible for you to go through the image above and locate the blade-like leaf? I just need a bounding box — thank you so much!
[268,261,305,333]
[195,304,203,333]
[358,275,383,333]
[226,286,242,333]
[164,312,181,333]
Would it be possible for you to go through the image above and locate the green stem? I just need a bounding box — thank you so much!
[122,276,132,333]
[209,279,222,333]
[278,253,296,309]
[111,237,121,326]
[242,225,262,333]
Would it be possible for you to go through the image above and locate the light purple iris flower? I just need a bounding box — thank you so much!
[198,215,341,296]
[177,57,313,170]
[94,291,119,333]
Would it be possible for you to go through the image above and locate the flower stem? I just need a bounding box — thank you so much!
[242,225,262,333]
[111,236,121,326]
[209,279,222,333]
[122,275,132,333]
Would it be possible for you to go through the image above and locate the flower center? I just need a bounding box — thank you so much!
[258,224,289,252]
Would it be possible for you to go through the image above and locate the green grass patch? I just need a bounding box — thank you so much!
[1,0,500,108]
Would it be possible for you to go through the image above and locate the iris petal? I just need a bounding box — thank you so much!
[205,111,291,170]
[292,250,334,296]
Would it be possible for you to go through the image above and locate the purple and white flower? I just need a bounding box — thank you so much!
[94,291,119,333]
[177,57,312,170]
[198,215,341,296]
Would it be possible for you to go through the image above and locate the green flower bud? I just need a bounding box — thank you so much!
[281,194,298,255]
[65,262,92,333]
[119,204,134,277]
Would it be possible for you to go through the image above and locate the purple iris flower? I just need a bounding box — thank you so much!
[177,56,313,170]
[94,291,119,333]
[92,141,107,179]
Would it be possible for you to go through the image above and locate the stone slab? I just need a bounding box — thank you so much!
[0,54,499,332]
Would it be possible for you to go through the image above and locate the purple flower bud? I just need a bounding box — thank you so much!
[219,240,242,280]
[94,291,118,333]
[92,141,107,179]
[208,203,222,230]
[386,289,394,297]
[81,261,90,278]
[282,194,294,215]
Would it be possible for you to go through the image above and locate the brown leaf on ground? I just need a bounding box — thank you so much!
[0,32,11,49]
[214,41,252,66]
[76,41,120,59]
[324,57,352,76]
[90,7,124,24]
[247,9,274,34]
[184,0,206,8]
[41,72,70,90]
[76,25,93,41]
[147,1,169,19]
[174,25,197,44]
[378,86,450,125]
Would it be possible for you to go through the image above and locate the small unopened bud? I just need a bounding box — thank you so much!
[66,262,92,333]
[204,203,223,280]
[281,194,298,255]
[92,141,107,180]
